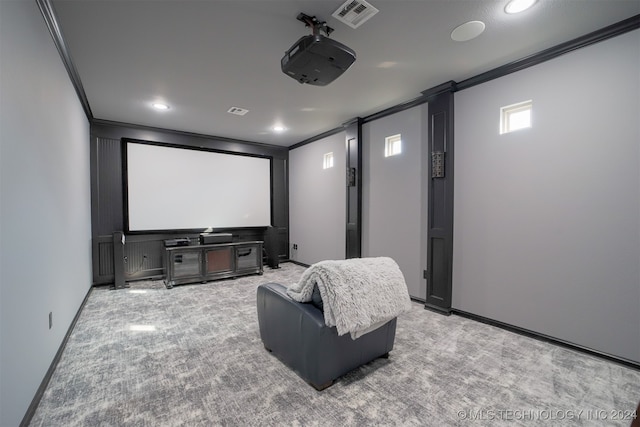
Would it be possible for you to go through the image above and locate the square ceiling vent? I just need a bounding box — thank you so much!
[227,106,249,116]
[332,0,379,29]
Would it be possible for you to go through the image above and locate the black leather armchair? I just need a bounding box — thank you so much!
[256,282,397,390]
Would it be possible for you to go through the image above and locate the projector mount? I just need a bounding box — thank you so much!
[296,12,334,37]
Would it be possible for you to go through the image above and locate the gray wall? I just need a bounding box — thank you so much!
[453,29,640,362]
[289,132,346,264]
[0,1,92,425]
[362,105,428,300]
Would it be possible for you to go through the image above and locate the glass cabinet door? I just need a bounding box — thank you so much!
[172,251,201,278]
[205,247,233,274]
[236,245,260,271]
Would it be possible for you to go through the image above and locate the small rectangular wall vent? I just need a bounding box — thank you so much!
[227,107,249,116]
[332,0,379,29]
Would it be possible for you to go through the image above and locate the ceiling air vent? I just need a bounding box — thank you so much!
[227,106,249,116]
[332,0,379,29]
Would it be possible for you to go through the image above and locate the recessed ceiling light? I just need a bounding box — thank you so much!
[272,125,287,132]
[376,61,397,69]
[505,0,537,14]
[450,20,486,42]
[151,102,170,111]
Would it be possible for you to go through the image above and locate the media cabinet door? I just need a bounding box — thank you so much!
[235,244,261,272]
[205,248,233,274]
[172,251,201,279]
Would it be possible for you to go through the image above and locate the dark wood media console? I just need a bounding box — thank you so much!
[164,241,263,288]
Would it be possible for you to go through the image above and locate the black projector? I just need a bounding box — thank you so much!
[281,34,356,86]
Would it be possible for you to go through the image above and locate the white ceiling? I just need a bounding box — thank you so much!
[51,0,640,147]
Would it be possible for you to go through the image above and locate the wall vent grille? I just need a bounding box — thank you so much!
[332,0,379,29]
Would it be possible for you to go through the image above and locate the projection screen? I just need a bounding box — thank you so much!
[124,140,272,232]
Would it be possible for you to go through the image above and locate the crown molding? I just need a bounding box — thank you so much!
[36,0,93,120]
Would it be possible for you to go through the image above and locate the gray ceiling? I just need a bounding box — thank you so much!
[51,0,640,147]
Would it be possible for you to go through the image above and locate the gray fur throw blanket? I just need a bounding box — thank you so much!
[286,257,412,339]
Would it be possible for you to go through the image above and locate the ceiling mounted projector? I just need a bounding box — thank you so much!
[281,13,356,86]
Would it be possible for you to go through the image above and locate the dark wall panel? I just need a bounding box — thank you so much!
[97,238,114,277]
[425,87,455,313]
[345,119,362,259]
[90,121,289,285]
[271,158,289,229]
[93,137,123,235]
[90,137,123,284]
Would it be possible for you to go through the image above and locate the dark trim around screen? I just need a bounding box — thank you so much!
[122,138,273,234]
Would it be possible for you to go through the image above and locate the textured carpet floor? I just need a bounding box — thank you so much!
[30,262,639,426]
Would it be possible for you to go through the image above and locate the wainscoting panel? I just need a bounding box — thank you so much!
[124,238,165,280]
[96,237,114,283]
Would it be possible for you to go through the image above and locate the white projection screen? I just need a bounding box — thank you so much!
[124,140,272,231]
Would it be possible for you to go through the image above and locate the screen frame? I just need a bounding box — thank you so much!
[121,138,273,234]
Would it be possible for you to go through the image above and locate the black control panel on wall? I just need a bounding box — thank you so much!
[347,167,356,186]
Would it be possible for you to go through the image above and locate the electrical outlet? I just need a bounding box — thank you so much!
[49,312,53,329]
[292,244,298,250]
